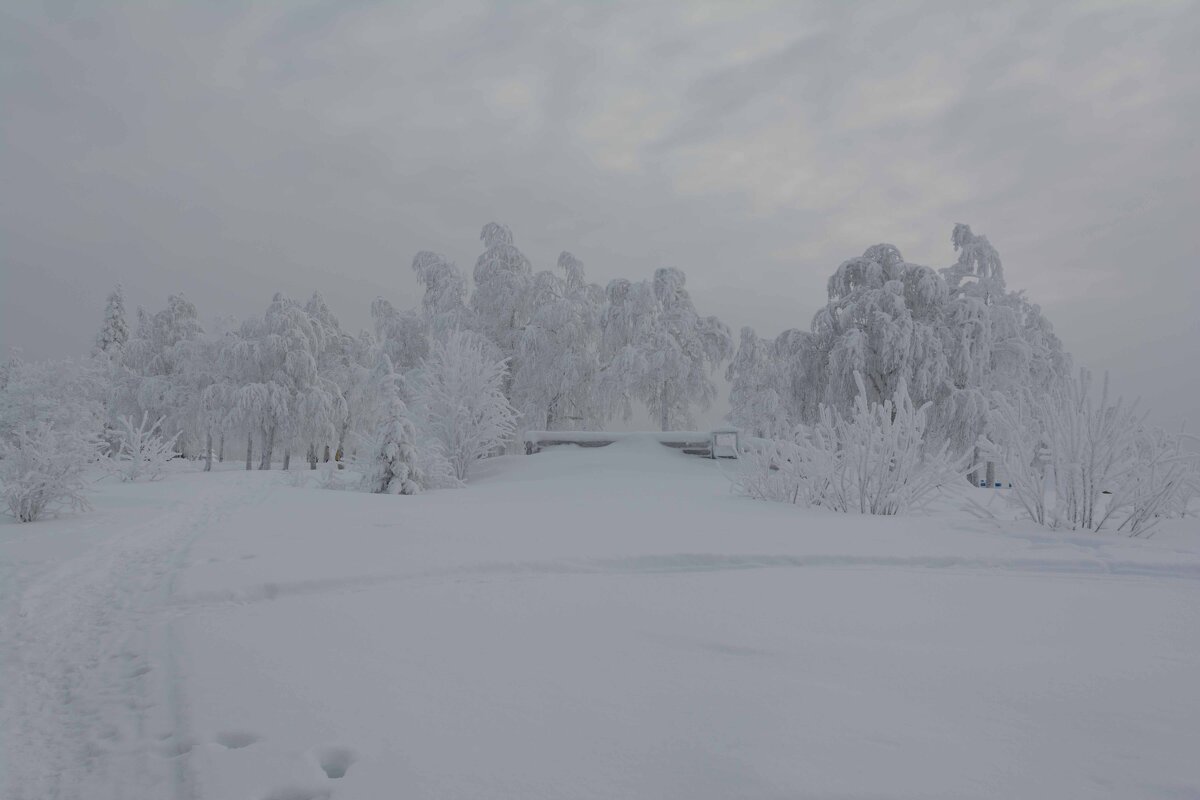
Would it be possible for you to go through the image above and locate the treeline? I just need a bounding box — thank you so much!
[3,221,1194,530]
[2,222,735,487]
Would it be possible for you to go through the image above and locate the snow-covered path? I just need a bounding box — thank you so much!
[3,439,1199,799]
[0,473,265,800]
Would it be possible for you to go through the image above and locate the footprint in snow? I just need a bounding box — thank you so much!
[316,745,357,779]
[215,730,261,749]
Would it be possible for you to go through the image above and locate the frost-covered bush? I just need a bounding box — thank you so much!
[985,369,1197,536]
[112,412,180,482]
[360,399,423,495]
[1110,427,1199,535]
[981,393,1050,526]
[417,330,518,481]
[737,437,834,509]
[1,424,103,522]
[413,441,463,490]
[738,375,963,515]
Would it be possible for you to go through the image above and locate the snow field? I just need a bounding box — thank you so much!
[3,438,1199,799]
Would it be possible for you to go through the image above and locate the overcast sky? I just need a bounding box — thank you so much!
[2,0,1198,430]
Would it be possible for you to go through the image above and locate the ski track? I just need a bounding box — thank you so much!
[1,477,262,800]
[167,551,1200,611]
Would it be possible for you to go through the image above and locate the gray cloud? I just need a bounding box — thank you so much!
[2,0,1197,429]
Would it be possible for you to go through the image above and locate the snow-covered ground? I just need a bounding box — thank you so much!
[2,437,1199,799]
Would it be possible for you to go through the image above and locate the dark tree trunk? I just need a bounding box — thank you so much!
[204,432,213,472]
[259,424,275,470]
[245,433,253,471]
[660,381,670,432]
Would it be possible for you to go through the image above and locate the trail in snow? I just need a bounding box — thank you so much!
[0,473,263,800]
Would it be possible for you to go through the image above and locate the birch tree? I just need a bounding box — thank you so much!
[512,252,604,430]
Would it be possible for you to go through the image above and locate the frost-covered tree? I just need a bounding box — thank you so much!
[812,244,949,415]
[1,422,103,522]
[512,252,604,430]
[233,381,289,470]
[93,284,130,358]
[361,396,423,495]
[371,297,429,376]
[943,223,1004,302]
[0,355,107,447]
[651,268,733,430]
[735,225,1070,487]
[417,330,518,481]
[205,305,290,470]
[937,225,1070,485]
[471,223,533,388]
[768,328,821,430]
[198,327,256,470]
[298,293,353,465]
[600,268,731,431]
[597,278,658,423]
[726,326,790,439]
[330,342,394,464]
[116,294,204,457]
[168,332,224,471]
[202,292,350,471]
[413,251,473,335]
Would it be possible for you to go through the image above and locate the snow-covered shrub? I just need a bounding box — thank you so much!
[417,330,518,481]
[738,375,963,515]
[360,398,423,495]
[1,423,103,522]
[982,393,1049,525]
[985,369,1198,536]
[412,441,463,490]
[316,460,348,491]
[736,436,835,509]
[112,412,180,482]
[1109,427,1200,535]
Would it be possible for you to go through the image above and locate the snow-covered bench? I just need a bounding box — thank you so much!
[523,430,720,457]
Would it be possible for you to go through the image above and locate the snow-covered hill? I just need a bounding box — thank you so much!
[3,439,1199,799]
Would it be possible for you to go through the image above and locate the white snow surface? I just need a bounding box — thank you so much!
[2,437,1199,799]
